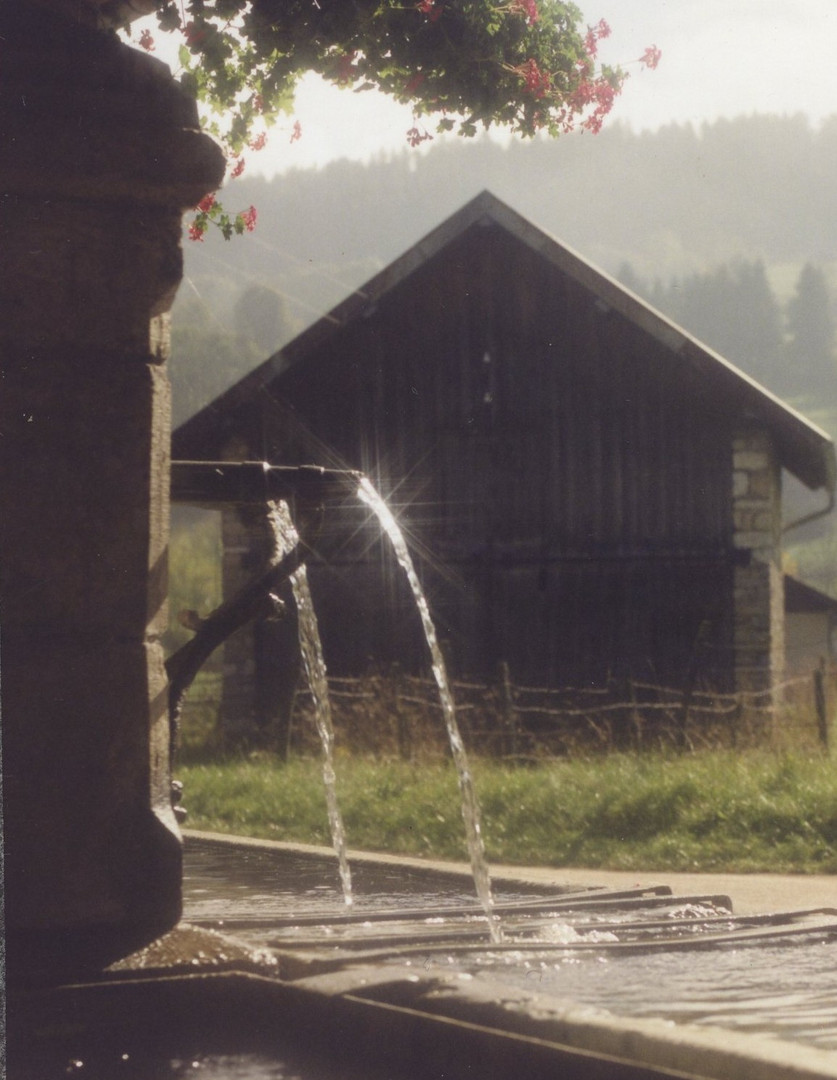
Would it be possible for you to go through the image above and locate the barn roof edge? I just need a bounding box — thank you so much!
[173,190,835,494]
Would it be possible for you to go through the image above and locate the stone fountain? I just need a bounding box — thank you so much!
[1,0,224,982]
[4,6,837,1079]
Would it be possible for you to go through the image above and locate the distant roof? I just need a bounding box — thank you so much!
[175,191,835,493]
[785,575,837,614]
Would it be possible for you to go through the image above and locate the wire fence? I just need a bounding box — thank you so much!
[181,660,835,761]
[282,656,837,760]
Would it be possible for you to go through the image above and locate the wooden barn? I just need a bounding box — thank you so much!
[173,192,835,734]
[784,575,837,675]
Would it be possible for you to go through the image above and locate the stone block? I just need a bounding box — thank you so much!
[732,450,769,471]
[2,634,180,957]
[745,468,777,501]
[732,470,749,498]
[733,428,770,453]
[0,8,225,211]
[0,3,224,976]
[754,509,779,534]
[733,531,773,550]
[732,560,783,693]
[0,350,171,638]
[1,197,185,359]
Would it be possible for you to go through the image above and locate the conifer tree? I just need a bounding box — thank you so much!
[785,263,837,402]
[677,261,784,393]
[234,284,292,356]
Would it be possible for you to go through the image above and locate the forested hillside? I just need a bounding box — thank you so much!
[172,112,837,593]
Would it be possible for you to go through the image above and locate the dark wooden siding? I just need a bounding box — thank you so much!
[257,224,737,688]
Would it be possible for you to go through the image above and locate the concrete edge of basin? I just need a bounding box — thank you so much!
[178,830,837,1080]
[306,963,837,1080]
[181,827,656,897]
[13,962,837,1080]
[183,827,836,916]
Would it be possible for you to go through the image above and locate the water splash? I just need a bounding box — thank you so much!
[356,477,499,941]
[268,501,353,907]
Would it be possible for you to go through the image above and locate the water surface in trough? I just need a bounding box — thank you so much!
[183,839,837,1054]
[34,1046,399,1080]
[419,937,837,1051]
[182,839,545,923]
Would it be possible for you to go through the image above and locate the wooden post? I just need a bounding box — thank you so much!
[814,658,829,751]
[730,695,741,749]
[391,663,411,761]
[499,661,518,759]
[628,677,643,750]
[676,685,693,751]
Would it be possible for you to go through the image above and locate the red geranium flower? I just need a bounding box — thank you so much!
[417,0,443,22]
[238,206,257,233]
[184,22,207,48]
[509,1,539,25]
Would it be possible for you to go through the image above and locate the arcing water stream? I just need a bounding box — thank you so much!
[356,477,500,941]
[270,479,498,938]
[269,501,354,907]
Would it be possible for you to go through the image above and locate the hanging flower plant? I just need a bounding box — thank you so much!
[130,2,658,238]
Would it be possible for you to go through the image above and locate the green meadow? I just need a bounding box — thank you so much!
[177,750,837,874]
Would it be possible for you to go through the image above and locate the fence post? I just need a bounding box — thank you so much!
[675,687,692,751]
[389,662,412,761]
[730,694,741,749]
[627,678,644,750]
[498,661,518,759]
[814,658,829,751]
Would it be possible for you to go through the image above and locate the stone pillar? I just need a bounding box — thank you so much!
[731,425,785,694]
[0,4,225,978]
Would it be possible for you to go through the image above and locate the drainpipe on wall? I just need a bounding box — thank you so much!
[782,489,836,537]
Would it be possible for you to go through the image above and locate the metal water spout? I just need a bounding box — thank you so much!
[166,461,361,754]
[170,460,361,509]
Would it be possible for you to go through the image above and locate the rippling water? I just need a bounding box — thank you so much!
[183,840,837,1053]
[434,938,837,1051]
[182,839,544,923]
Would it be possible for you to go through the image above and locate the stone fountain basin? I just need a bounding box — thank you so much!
[10,833,837,1080]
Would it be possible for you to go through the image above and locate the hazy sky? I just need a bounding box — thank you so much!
[138,1,837,176]
[259,0,837,175]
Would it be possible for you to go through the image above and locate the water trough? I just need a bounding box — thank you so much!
[12,833,837,1080]
[11,462,837,1080]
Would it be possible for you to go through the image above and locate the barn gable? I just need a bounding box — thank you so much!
[174,192,835,718]
[176,191,833,494]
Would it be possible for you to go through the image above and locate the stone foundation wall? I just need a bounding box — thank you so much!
[731,425,784,693]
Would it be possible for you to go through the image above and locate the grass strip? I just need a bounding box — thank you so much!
[177,750,837,874]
